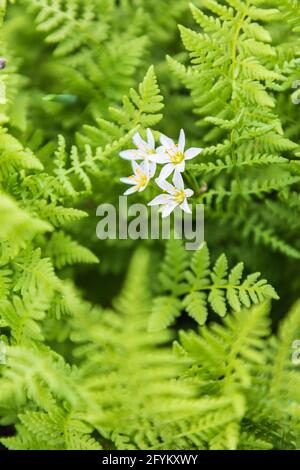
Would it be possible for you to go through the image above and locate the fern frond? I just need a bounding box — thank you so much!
[169,1,300,259]
[0,128,42,181]
[55,67,163,196]
[46,231,99,268]
[29,0,109,57]
[71,248,195,449]
[0,194,52,252]
[30,200,88,227]
[150,241,278,330]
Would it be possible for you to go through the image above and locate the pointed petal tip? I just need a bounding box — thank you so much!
[178,129,186,152]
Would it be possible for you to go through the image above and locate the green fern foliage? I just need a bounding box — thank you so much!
[0,0,300,453]
[70,248,193,449]
[29,0,110,58]
[168,1,300,259]
[46,231,99,268]
[149,240,278,331]
[1,253,298,450]
[53,66,163,197]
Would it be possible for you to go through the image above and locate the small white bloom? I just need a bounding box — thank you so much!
[120,161,154,196]
[150,129,203,179]
[148,172,194,218]
[119,128,157,174]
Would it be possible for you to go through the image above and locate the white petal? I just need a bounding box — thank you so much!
[148,194,170,206]
[178,129,185,153]
[172,171,184,190]
[132,160,140,174]
[124,185,138,196]
[161,202,178,218]
[149,162,156,177]
[149,153,170,164]
[180,199,192,214]
[138,183,148,192]
[185,147,203,160]
[140,159,149,174]
[159,163,174,180]
[133,132,146,149]
[119,150,139,160]
[185,188,194,197]
[176,161,185,173]
[160,133,174,148]
[120,177,135,185]
[147,128,155,149]
[155,177,176,194]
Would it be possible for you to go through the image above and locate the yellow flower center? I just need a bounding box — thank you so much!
[173,190,185,203]
[131,169,148,189]
[139,148,155,159]
[170,151,184,164]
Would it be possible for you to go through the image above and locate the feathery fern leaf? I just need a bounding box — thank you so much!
[149,240,278,330]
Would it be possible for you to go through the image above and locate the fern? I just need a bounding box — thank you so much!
[29,0,110,58]
[6,408,103,450]
[22,0,148,124]
[70,248,194,450]
[0,248,299,450]
[29,200,88,227]
[0,129,43,180]
[46,231,99,268]
[0,194,52,252]
[171,301,271,449]
[0,0,300,452]
[149,240,278,331]
[53,66,163,197]
[168,1,300,259]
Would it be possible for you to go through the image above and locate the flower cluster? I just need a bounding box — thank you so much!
[119,129,203,217]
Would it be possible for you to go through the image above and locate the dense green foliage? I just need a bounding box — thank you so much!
[0,0,300,450]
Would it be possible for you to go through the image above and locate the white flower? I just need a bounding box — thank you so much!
[148,172,194,218]
[120,161,154,196]
[149,129,203,179]
[119,128,157,174]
